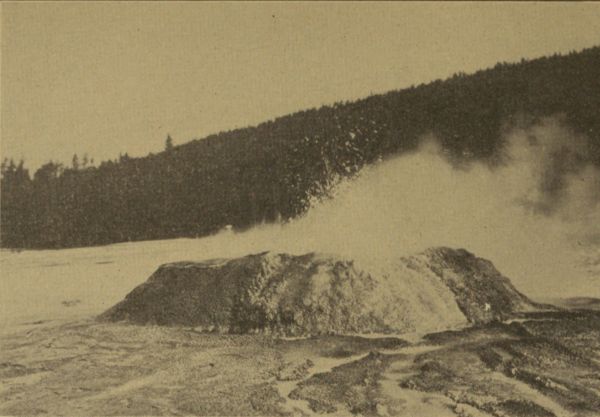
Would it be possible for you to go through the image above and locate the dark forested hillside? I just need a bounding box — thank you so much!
[2,47,600,249]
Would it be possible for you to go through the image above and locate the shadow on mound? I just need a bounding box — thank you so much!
[99,248,543,336]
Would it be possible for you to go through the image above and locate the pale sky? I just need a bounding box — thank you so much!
[2,2,600,171]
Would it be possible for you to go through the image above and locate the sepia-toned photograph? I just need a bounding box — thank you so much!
[1,2,600,416]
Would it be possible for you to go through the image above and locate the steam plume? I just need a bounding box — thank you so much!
[168,117,600,298]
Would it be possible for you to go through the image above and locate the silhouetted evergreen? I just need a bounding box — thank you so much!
[165,135,174,151]
[2,47,599,249]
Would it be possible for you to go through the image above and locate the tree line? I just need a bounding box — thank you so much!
[2,46,599,249]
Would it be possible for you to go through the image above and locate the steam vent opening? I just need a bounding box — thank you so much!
[99,247,541,336]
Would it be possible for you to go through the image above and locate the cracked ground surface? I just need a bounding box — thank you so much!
[1,310,600,416]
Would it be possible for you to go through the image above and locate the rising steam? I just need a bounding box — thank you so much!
[169,117,600,298]
[4,118,599,329]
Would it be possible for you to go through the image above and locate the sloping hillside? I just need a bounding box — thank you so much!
[100,247,542,335]
[2,47,600,249]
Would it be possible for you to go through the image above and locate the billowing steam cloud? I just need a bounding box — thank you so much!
[283,117,600,296]
[508,117,600,232]
[5,117,599,329]
[162,117,600,298]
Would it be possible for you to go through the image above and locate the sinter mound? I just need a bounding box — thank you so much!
[99,247,540,336]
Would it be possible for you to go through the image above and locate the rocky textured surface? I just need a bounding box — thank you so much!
[100,248,541,335]
[416,247,540,322]
[3,310,600,416]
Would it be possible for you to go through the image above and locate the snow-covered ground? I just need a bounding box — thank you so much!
[2,234,599,335]
[0,238,233,333]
